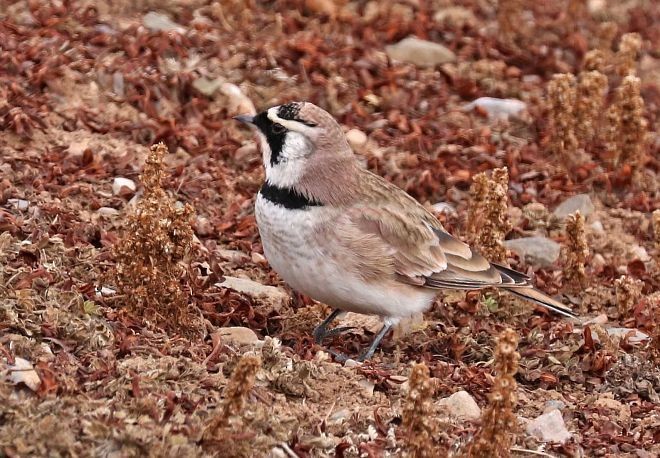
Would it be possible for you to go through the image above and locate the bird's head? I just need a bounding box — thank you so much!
[235,102,354,188]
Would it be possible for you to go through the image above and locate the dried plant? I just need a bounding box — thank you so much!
[607,75,647,168]
[567,0,587,19]
[111,143,197,332]
[402,362,437,458]
[575,71,608,148]
[206,354,261,435]
[617,33,642,77]
[614,275,644,318]
[462,328,520,458]
[653,210,660,255]
[547,74,578,166]
[562,211,589,290]
[467,168,511,263]
[650,293,660,362]
[595,21,618,53]
[496,0,523,45]
[583,49,607,73]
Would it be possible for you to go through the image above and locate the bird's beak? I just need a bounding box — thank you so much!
[233,114,255,124]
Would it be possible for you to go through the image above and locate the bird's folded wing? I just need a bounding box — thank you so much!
[336,203,575,317]
[341,205,509,289]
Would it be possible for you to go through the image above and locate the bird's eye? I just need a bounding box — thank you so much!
[272,123,286,134]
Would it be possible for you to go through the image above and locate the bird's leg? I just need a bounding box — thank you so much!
[312,308,343,343]
[356,321,393,362]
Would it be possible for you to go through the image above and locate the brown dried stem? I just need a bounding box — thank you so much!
[653,210,660,256]
[547,74,578,167]
[575,71,607,148]
[614,275,644,319]
[111,143,196,332]
[562,211,589,290]
[402,362,438,458]
[462,328,520,458]
[496,0,523,46]
[617,33,642,77]
[607,75,647,168]
[467,167,511,263]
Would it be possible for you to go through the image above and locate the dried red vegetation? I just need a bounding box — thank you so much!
[0,0,658,457]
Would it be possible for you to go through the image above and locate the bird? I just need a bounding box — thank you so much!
[234,101,576,362]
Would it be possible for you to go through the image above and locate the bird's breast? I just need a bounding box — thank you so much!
[254,194,436,317]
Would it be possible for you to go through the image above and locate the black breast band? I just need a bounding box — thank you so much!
[259,182,322,210]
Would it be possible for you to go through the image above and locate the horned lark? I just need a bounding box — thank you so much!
[235,102,575,361]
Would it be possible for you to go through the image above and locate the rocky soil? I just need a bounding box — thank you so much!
[0,1,658,457]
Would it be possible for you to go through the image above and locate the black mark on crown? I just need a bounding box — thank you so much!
[278,102,317,127]
[277,103,302,121]
[259,181,322,210]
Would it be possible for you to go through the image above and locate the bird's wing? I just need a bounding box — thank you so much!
[334,172,575,317]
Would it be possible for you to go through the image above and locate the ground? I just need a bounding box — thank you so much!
[0,1,659,457]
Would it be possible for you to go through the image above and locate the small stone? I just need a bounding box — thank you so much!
[627,245,650,262]
[588,0,606,14]
[328,408,351,423]
[8,357,41,391]
[431,202,457,215]
[7,199,29,211]
[583,313,608,325]
[216,276,289,311]
[590,220,604,234]
[344,359,361,368]
[192,77,225,96]
[251,251,268,265]
[112,177,136,196]
[433,7,477,28]
[385,36,456,67]
[143,12,186,33]
[194,216,213,237]
[217,327,260,346]
[346,129,368,148]
[526,409,572,444]
[504,236,561,266]
[606,327,649,344]
[553,194,595,219]
[358,379,375,397]
[463,97,526,121]
[437,390,481,420]
[98,207,120,217]
[544,400,566,412]
[221,82,256,116]
[216,249,250,264]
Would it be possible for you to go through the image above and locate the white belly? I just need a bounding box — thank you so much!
[255,195,436,318]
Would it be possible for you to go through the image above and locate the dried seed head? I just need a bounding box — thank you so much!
[468,167,511,263]
[402,362,438,458]
[583,49,607,73]
[575,71,608,147]
[547,73,578,165]
[110,143,197,333]
[205,354,262,440]
[614,275,644,318]
[617,33,642,76]
[562,211,589,290]
[222,355,262,419]
[653,210,660,255]
[496,0,524,45]
[607,75,647,168]
[596,22,618,52]
[462,328,520,458]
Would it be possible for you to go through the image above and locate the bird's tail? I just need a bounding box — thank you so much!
[505,286,577,319]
